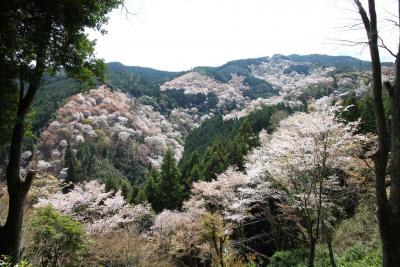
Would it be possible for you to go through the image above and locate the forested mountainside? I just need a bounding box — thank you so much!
[0,54,394,266]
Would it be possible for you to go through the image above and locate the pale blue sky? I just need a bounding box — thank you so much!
[88,0,398,71]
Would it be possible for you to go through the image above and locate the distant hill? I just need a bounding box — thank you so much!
[194,57,267,83]
[106,62,185,86]
[29,54,393,137]
[284,54,393,70]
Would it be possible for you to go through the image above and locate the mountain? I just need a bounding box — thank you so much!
[28,53,393,136]
[20,54,394,196]
[285,53,394,70]
[106,62,185,85]
[13,53,392,265]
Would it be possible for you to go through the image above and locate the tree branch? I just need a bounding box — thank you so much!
[22,170,36,193]
[378,36,397,58]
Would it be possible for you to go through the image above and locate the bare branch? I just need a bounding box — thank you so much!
[119,3,137,20]
[327,39,369,47]
[378,36,397,58]
[386,18,400,28]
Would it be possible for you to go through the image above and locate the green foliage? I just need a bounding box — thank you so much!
[110,143,146,184]
[158,149,184,210]
[0,256,29,267]
[27,206,87,267]
[269,249,309,267]
[243,76,278,99]
[144,168,161,210]
[283,64,311,75]
[270,199,381,267]
[340,90,391,134]
[285,54,393,71]
[143,150,184,211]
[333,199,379,252]
[337,244,381,267]
[64,142,83,183]
[269,244,381,267]
[31,75,83,135]
[194,58,266,83]
[0,67,18,148]
[107,62,184,86]
[64,140,144,202]
[201,212,232,267]
[180,104,292,187]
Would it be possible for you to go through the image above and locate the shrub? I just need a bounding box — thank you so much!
[26,206,87,267]
[0,255,29,267]
[81,118,94,125]
[333,199,379,252]
[86,227,174,267]
[269,249,308,267]
[269,244,380,267]
[337,244,381,267]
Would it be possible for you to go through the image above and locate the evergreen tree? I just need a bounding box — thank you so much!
[238,118,260,150]
[201,143,227,181]
[144,167,161,211]
[64,143,79,183]
[158,149,183,210]
[134,188,147,204]
[229,139,247,171]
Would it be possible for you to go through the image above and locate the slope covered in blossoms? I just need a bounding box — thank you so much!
[30,86,187,177]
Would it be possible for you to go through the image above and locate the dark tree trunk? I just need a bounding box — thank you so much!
[354,1,400,266]
[0,118,35,263]
[326,234,337,267]
[308,238,316,267]
[0,52,44,263]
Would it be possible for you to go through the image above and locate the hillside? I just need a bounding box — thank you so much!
[3,53,392,266]
[24,54,391,181]
[27,53,393,136]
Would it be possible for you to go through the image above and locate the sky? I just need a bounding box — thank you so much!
[88,0,398,71]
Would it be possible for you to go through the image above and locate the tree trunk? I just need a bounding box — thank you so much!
[326,234,337,267]
[308,238,316,267]
[381,227,400,267]
[0,117,35,264]
[0,46,45,263]
[353,1,400,266]
[0,188,28,261]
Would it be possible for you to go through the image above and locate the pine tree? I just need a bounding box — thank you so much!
[64,143,79,183]
[229,139,247,171]
[201,143,227,181]
[158,149,183,210]
[134,188,147,204]
[144,168,161,211]
[238,118,260,150]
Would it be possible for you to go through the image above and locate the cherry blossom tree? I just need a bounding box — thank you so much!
[184,167,279,224]
[35,181,154,233]
[249,107,365,267]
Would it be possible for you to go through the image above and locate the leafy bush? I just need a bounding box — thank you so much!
[0,255,29,267]
[81,118,93,125]
[333,199,379,252]
[337,244,380,267]
[269,249,308,267]
[27,206,87,267]
[269,244,380,267]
